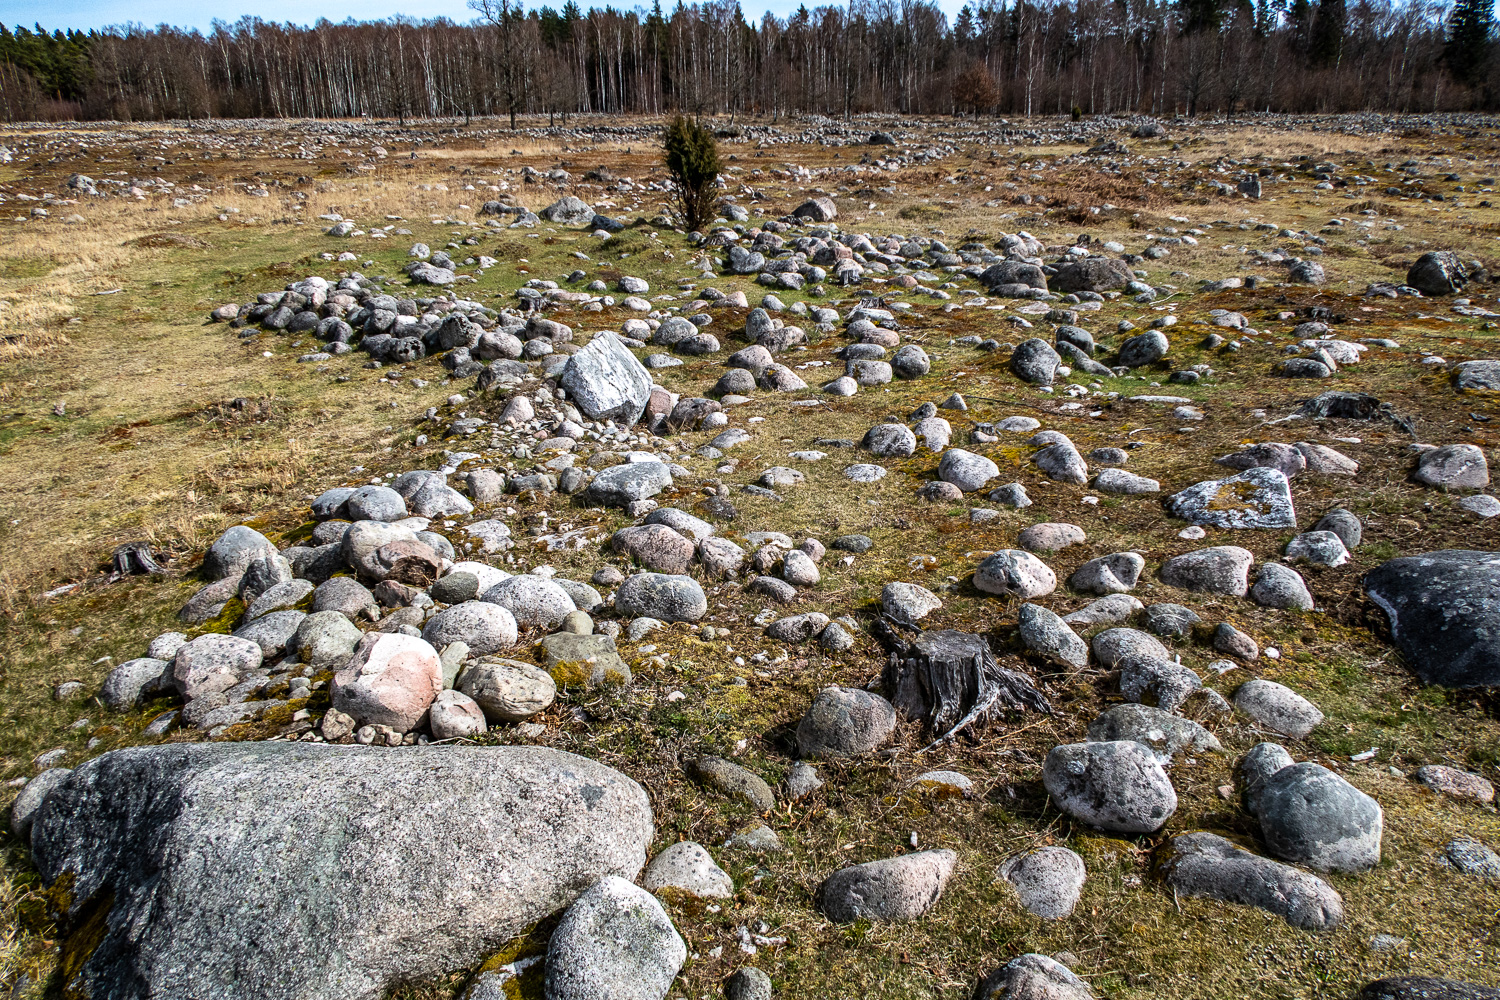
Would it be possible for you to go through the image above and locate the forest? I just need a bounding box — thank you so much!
[0,0,1494,124]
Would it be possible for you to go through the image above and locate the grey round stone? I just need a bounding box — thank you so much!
[724,967,773,1000]
[1118,331,1169,367]
[614,573,707,622]
[294,611,363,671]
[1087,703,1222,759]
[431,571,480,605]
[1042,740,1178,834]
[544,876,686,1000]
[891,344,931,378]
[1017,604,1087,669]
[938,449,1000,492]
[11,767,73,842]
[643,841,733,899]
[975,954,1094,1000]
[796,686,896,759]
[862,423,916,457]
[1010,338,1060,385]
[422,602,518,656]
[974,550,1056,599]
[1234,679,1324,739]
[1285,530,1349,567]
[101,658,170,711]
[1069,552,1145,594]
[203,525,277,581]
[1159,831,1344,931]
[481,576,576,629]
[345,485,408,522]
[1160,546,1255,596]
[1000,847,1086,920]
[1090,628,1170,668]
[313,576,379,621]
[458,658,557,722]
[1250,562,1314,610]
[1258,762,1383,872]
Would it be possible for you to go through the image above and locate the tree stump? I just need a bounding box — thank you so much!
[878,621,1050,748]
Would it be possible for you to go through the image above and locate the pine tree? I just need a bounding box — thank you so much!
[1445,0,1493,86]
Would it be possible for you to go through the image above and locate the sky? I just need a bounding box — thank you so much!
[1,0,971,34]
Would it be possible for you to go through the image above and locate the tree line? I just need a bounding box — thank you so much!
[0,0,1494,123]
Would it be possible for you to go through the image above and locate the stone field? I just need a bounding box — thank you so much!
[0,112,1498,1000]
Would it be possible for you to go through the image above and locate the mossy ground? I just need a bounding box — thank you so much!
[1,113,1499,999]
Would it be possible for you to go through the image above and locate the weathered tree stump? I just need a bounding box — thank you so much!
[111,542,164,576]
[877,620,1050,748]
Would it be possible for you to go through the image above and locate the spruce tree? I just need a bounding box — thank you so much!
[1445,0,1493,86]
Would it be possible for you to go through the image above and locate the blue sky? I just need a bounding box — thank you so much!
[2,0,967,33]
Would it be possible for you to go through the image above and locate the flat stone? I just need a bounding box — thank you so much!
[688,757,775,811]
[1157,831,1343,931]
[1164,467,1296,530]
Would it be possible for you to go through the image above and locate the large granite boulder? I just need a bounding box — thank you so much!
[30,743,653,1000]
[1365,550,1500,687]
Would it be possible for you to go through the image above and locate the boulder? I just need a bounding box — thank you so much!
[819,850,956,922]
[1406,250,1471,296]
[796,686,896,758]
[687,757,775,812]
[203,525,277,581]
[101,657,170,711]
[1010,339,1060,385]
[1364,550,1500,687]
[428,689,487,740]
[792,196,837,221]
[30,743,652,1000]
[881,581,942,622]
[1042,740,1178,833]
[974,550,1057,599]
[1250,562,1314,610]
[481,576,577,629]
[331,632,443,733]
[1413,444,1490,489]
[1069,552,1145,594]
[974,954,1095,1000]
[172,634,263,701]
[1118,331,1169,368]
[1016,604,1088,668]
[1156,832,1343,931]
[421,602,518,656]
[561,332,654,426]
[614,573,707,622]
[545,876,686,1000]
[643,841,733,899]
[1234,679,1323,738]
[938,449,1000,492]
[999,847,1086,920]
[1049,257,1134,293]
[541,196,597,226]
[458,657,557,721]
[1160,546,1255,596]
[1257,762,1383,872]
[1163,467,1296,529]
[1086,703,1222,759]
[588,461,673,507]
